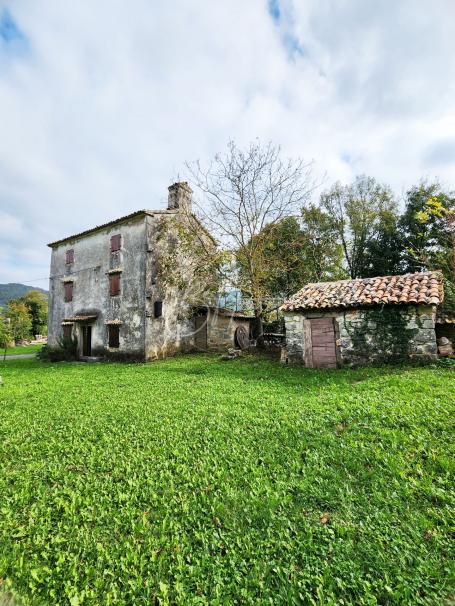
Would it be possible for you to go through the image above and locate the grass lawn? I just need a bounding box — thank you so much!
[0,356,454,605]
[2,344,42,356]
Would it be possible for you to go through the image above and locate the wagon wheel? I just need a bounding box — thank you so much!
[234,325,249,350]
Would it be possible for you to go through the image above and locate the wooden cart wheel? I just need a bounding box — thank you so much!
[234,325,249,350]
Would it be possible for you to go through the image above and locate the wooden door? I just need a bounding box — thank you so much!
[82,325,92,357]
[194,316,207,350]
[309,317,337,369]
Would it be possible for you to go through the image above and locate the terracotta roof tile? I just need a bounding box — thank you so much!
[281,272,444,312]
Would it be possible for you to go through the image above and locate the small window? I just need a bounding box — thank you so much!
[108,325,120,348]
[154,301,163,318]
[62,325,72,339]
[109,273,121,296]
[64,282,73,302]
[110,234,121,252]
[66,249,74,264]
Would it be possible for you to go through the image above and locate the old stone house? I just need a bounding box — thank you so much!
[47,182,249,360]
[281,272,443,368]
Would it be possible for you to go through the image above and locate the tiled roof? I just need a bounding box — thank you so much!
[47,209,177,248]
[281,272,444,312]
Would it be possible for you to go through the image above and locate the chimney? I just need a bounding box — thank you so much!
[167,181,193,214]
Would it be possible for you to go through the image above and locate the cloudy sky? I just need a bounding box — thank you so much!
[1,0,455,287]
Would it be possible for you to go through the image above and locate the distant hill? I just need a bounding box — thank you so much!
[0,283,48,308]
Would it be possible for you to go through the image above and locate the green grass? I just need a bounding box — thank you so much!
[0,356,454,605]
[2,344,42,356]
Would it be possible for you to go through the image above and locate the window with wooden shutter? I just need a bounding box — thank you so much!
[64,282,73,302]
[108,325,120,348]
[109,273,121,296]
[110,234,121,252]
[66,249,74,264]
[62,325,72,339]
[154,300,163,318]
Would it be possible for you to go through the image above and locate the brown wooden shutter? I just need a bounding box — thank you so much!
[66,249,74,264]
[108,325,120,348]
[62,325,72,339]
[110,234,121,252]
[109,273,121,296]
[64,282,73,302]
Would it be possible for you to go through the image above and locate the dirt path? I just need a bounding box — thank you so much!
[2,353,36,360]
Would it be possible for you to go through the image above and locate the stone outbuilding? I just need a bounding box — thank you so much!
[193,306,253,352]
[281,272,443,368]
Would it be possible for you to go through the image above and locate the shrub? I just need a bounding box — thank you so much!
[37,336,78,362]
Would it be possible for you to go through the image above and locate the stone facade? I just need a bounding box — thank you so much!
[47,182,212,360]
[205,310,251,351]
[284,304,438,367]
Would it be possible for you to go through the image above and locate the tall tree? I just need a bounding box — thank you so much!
[400,181,455,310]
[320,175,399,279]
[187,140,315,337]
[20,290,48,336]
[0,311,13,358]
[7,300,32,342]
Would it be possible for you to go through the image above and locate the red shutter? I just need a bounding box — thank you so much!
[109,273,121,296]
[110,234,121,252]
[66,249,74,264]
[64,282,73,302]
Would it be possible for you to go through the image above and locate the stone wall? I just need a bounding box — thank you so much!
[206,312,251,351]
[48,215,147,358]
[337,305,437,365]
[283,313,305,365]
[284,304,438,367]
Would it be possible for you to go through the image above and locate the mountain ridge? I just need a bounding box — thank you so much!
[0,283,48,308]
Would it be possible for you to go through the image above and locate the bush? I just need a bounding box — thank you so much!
[38,336,78,362]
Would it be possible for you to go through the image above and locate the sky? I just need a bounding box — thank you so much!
[1,0,455,287]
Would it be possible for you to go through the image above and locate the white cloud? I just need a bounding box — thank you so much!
[0,0,454,285]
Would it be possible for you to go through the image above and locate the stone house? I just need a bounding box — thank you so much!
[281,272,443,368]
[47,182,247,360]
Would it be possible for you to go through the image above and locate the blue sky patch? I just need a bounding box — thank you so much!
[268,0,281,22]
[0,9,25,43]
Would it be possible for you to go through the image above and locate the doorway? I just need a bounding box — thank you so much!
[81,325,92,357]
[306,317,337,369]
[194,315,207,350]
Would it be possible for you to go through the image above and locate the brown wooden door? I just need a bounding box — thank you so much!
[194,316,207,350]
[310,318,337,369]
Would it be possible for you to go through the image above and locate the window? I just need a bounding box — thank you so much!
[66,249,74,264]
[154,300,163,318]
[110,234,121,252]
[62,325,72,339]
[64,282,73,302]
[108,324,120,348]
[109,273,121,296]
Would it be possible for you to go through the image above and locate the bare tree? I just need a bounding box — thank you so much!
[186,140,315,339]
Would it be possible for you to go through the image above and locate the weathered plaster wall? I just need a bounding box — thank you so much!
[284,305,438,367]
[144,214,196,360]
[48,216,147,357]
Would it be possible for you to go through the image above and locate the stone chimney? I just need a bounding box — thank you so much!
[167,181,193,214]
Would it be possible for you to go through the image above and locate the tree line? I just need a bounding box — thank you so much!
[162,141,454,337]
[0,290,48,349]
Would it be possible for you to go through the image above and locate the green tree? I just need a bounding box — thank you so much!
[7,300,32,343]
[0,311,13,358]
[400,181,455,311]
[300,205,345,282]
[320,175,399,279]
[20,290,48,336]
